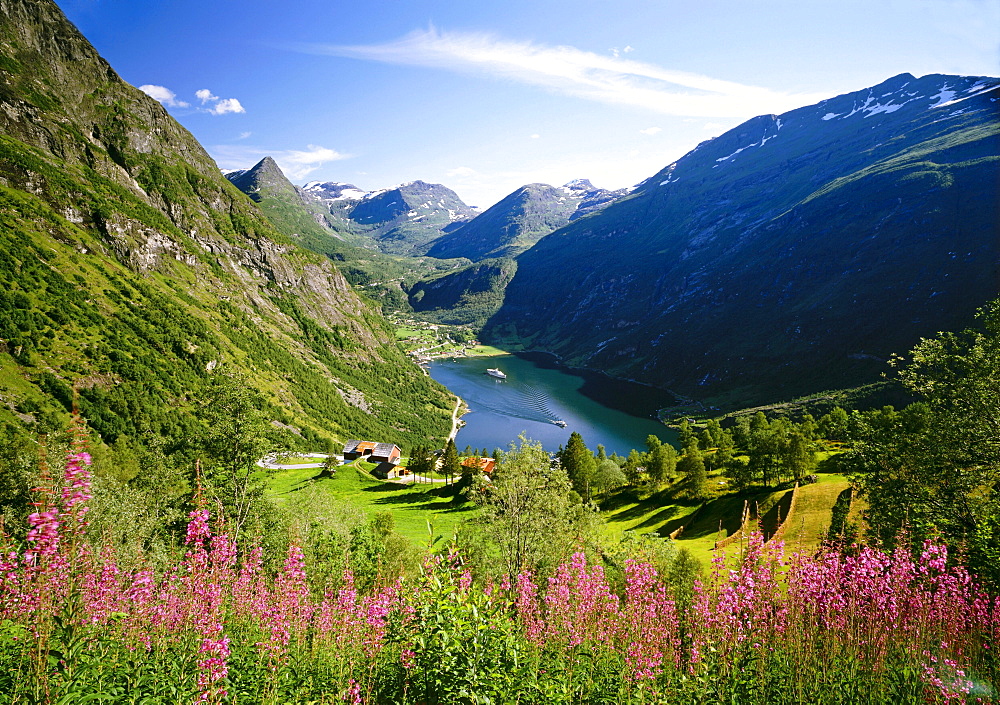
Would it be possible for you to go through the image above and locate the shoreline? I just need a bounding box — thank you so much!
[446,395,465,442]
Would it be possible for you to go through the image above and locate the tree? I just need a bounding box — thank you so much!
[731,416,752,450]
[592,458,627,495]
[800,413,819,441]
[782,431,816,482]
[725,456,755,493]
[677,443,708,501]
[677,419,695,447]
[559,432,596,502]
[320,438,341,478]
[705,419,726,447]
[407,444,435,480]
[441,438,462,485]
[745,415,784,487]
[707,427,735,472]
[819,407,850,441]
[465,436,597,583]
[847,300,1000,582]
[195,374,274,544]
[646,442,677,488]
[623,448,644,486]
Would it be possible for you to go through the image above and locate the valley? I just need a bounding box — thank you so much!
[0,0,997,700]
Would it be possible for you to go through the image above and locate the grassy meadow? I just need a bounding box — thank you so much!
[266,460,477,547]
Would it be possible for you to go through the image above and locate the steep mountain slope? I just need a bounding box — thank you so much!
[426,180,624,261]
[0,0,454,449]
[485,73,1000,408]
[226,157,466,313]
[301,179,478,255]
[408,258,518,326]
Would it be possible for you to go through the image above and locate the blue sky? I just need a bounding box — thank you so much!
[57,0,999,209]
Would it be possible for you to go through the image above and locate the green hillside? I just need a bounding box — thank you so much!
[0,0,454,456]
[487,74,1000,409]
[225,157,472,314]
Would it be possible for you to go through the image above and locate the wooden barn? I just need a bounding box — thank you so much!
[344,439,401,465]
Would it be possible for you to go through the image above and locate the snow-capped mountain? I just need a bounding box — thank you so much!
[426,179,625,261]
[298,179,477,255]
[485,72,1000,407]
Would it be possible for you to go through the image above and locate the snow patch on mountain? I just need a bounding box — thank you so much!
[935,81,998,108]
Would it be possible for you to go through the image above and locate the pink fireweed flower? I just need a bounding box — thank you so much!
[185,508,212,549]
[60,451,92,523]
[196,635,231,702]
[622,559,680,679]
[542,552,619,648]
[343,678,362,704]
[25,510,60,562]
[514,570,542,643]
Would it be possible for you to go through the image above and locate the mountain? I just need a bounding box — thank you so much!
[226,158,473,313]
[0,0,454,450]
[300,179,478,255]
[426,180,624,261]
[408,258,518,326]
[484,73,1000,408]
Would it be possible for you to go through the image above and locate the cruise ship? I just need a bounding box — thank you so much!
[485,368,507,380]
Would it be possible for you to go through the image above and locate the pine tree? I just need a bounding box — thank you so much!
[441,438,462,485]
[559,432,596,502]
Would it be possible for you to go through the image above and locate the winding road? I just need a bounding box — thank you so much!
[447,395,464,442]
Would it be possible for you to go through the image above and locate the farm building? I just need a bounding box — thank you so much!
[461,456,496,475]
[344,439,401,465]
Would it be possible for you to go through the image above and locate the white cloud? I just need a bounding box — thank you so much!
[140,84,245,115]
[298,28,829,118]
[196,88,219,104]
[277,145,347,179]
[447,166,478,178]
[211,143,350,181]
[238,131,253,140]
[207,98,246,115]
[639,126,661,135]
[530,133,540,139]
[702,121,729,131]
[139,84,189,108]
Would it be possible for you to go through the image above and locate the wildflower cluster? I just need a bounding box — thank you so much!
[0,448,997,703]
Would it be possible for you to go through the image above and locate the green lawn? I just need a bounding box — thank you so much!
[266,461,477,547]
[779,474,851,551]
[600,471,852,567]
[463,345,510,357]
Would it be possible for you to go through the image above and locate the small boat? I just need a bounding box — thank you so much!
[554,420,567,428]
[485,368,507,380]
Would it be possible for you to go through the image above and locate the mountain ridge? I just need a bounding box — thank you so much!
[426,180,624,261]
[0,0,454,449]
[484,72,1000,408]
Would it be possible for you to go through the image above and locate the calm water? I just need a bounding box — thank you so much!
[429,353,678,455]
